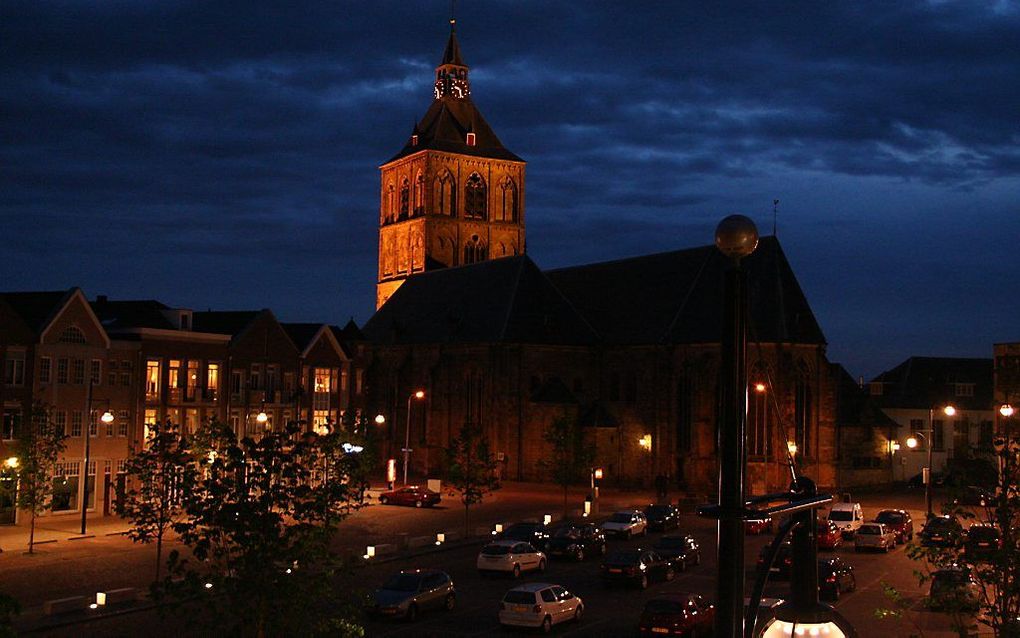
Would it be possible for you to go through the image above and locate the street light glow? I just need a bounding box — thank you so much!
[256,411,268,424]
[754,382,766,393]
[100,410,115,424]
[943,405,956,417]
[1001,404,1015,418]
[414,390,425,399]
[375,414,386,425]
[4,457,18,469]
[906,437,919,449]
[787,441,797,456]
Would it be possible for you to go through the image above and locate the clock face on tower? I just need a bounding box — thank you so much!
[434,68,470,99]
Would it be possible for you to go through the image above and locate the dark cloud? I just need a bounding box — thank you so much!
[2,1,1019,378]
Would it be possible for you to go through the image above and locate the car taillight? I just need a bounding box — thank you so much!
[784,557,791,565]
[532,604,542,613]
[827,576,836,583]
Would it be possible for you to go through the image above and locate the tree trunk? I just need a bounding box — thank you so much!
[28,511,36,554]
[464,503,470,538]
[155,531,163,583]
[563,484,569,518]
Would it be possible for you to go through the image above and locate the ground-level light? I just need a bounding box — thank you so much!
[436,533,445,545]
[386,459,397,483]
[3,457,17,469]
[364,546,375,559]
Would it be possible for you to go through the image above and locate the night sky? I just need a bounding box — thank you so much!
[3,2,1019,379]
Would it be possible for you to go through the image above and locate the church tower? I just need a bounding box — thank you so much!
[376,20,526,308]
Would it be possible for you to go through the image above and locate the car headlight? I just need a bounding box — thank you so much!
[639,563,647,571]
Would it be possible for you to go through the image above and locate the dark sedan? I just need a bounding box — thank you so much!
[377,486,441,508]
[369,569,456,621]
[874,509,914,544]
[601,548,674,589]
[964,524,1000,562]
[500,522,550,550]
[637,593,715,637]
[920,515,964,548]
[745,510,773,535]
[644,504,680,532]
[544,523,606,561]
[653,534,701,572]
[818,557,856,601]
[757,542,794,580]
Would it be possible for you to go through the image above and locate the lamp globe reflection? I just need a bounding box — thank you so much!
[715,214,759,260]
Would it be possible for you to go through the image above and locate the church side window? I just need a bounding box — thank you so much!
[794,362,813,458]
[500,178,518,223]
[385,183,395,224]
[748,367,771,459]
[399,179,410,220]
[413,171,425,217]
[463,236,487,265]
[433,172,456,216]
[465,173,486,219]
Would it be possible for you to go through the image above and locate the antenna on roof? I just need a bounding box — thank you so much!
[772,199,779,236]
[450,0,457,31]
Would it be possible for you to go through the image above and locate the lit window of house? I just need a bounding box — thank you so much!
[207,363,220,401]
[146,360,161,401]
[186,360,199,401]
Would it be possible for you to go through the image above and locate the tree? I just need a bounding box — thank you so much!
[445,424,501,537]
[13,404,67,554]
[537,412,594,517]
[879,442,1020,638]
[162,420,366,637]
[119,418,196,583]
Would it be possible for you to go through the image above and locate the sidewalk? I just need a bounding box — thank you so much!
[0,515,130,554]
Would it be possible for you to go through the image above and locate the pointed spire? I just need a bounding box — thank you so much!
[441,18,465,66]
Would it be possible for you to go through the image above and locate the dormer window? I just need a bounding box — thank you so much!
[466,132,476,146]
[411,134,418,146]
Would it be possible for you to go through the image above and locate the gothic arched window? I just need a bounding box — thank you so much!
[463,236,487,265]
[748,365,771,459]
[399,179,410,220]
[465,173,486,219]
[413,171,425,217]
[385,183,395,224]
[794,361,813,459]
[500,178,518,223]
[433,171,456,216]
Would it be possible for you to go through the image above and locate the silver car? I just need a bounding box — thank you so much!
[854,523,896,552]
[370,569,456,621]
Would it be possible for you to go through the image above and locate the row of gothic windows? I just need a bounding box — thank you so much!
[382,172,519,224]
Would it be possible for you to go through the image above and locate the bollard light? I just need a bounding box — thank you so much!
[544,514,552,525]
[96,592,107,606]
[364,545,375,559]
[584,500,592,516]
[436,532,445,545]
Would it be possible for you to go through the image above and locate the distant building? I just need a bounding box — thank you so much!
[870,356,995,481]
[831,364,900,487]
[0,290,361,526]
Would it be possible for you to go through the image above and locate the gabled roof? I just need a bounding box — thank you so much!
[870,356,994,411]
[91,298,175,330]
[362,256,598,346]
[831,363,897,428]
[0,290,74,334]
[192,311,261,337]
[386,98,522,164]
[281,323,324,351]
[547,236,826,346]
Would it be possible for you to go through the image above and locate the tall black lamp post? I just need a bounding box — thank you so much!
[82,378,114,535]
[713,214,759,638]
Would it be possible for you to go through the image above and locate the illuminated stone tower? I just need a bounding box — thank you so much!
[376,21,526,308]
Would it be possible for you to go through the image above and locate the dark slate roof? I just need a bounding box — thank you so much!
[282,323,325,351]
[578,401,619,428]
[90,298,175,331]
[0,290,73,334]
[870,356,994,411]
[362,256,598,345]
[192,311,260,336]
[330,319,364,358]
[547,236,826,346]
[831,364,897,428]
[531,377,577,404]
[387,98,522,164]
[442,28,465,66]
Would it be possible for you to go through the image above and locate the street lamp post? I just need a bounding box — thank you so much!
[403,390,425,486]
[906,404,955,518]
[713,214,758,638]
[81,378,114,535]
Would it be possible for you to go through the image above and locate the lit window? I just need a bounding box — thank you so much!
[146,360,161,401]
[186,361,199,401]
[207,363,220,400]
[466,132,476,146]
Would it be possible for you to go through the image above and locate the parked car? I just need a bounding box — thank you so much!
[919,515,964,548]
[818,558,856,601]
[828,502,865,538]
[817,519,842,550]
[644,504,681,532]
[929,568,980,611]
[501,521,551,550]
[637,593,715,637]
[954,485,991,508]
[498,583,583,633]
[369,569,455,621]
[477,540,547,578]
[854,523,897,552]
[653,534,701,572]
[744,597,783,637]
[745,510,773,535]
[544,523,606,561]
[601,548,674,589]
[757,541,794,580]
[377,485,440,508]
[873,509,914,544]
[603,510,648,539]
[964,524,1000,562]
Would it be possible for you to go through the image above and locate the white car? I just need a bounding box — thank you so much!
[828,502,864,538]
[602,510,648,539]
[477,540,547,578]
[498,583,583,632]
[854,523,897,552]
